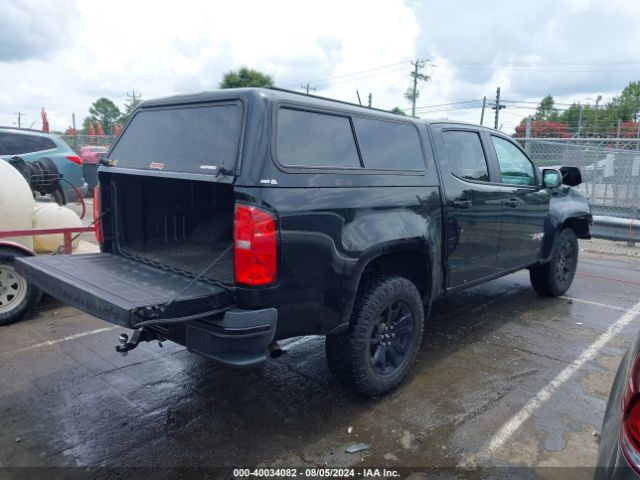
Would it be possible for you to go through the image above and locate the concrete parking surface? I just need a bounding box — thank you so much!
[1,250,639,478]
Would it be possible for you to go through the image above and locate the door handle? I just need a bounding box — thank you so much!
[504,198,519,208]
[453,199,472,209]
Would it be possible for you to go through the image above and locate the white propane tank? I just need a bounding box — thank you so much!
[32,203,83,253]
[0,160,35,250]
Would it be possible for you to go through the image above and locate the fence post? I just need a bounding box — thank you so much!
[525,116,532,154]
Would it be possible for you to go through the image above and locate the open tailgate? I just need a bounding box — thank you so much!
[15,254,235,328]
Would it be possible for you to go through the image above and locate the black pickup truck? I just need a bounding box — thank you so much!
[16,88,591,396]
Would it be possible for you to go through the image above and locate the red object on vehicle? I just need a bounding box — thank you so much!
[93,185,102,243]
[233,204,277,286]
[621,351,640,473]
[66,155,82,165]
[41,108,50,133]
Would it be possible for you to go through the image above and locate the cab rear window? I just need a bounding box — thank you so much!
[108,103,242,174]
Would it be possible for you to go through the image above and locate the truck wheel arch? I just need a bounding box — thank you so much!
[541,214,591,262]
[0,241,37,257]
[337,243,434,329]
[0,242,41,325]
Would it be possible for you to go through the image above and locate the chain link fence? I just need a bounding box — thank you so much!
[58,133,639,223]
[518,138,640,221]
[61,134,115,152]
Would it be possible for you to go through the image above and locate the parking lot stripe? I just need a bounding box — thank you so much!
[6,326,119,356]
[464,299,640,466]
[577,272,640,287]
[561,296,628,312]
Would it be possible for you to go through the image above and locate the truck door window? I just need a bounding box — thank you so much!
[491,136,536,186]
[442,131,489,182]
[276,108,360,168]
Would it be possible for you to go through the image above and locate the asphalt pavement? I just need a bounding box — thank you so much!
[1,250,639,479]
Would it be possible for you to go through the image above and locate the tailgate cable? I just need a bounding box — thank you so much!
[51,210,111,255]
[131,244,234,328]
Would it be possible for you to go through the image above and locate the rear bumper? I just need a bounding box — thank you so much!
[185,307,278,367]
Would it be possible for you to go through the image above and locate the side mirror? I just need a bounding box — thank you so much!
[559,166,582,187]
[542,168,562,188]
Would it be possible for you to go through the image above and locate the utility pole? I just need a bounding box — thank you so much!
[14,112,24,128]
[405,59,430,117]
[492,87,505,129]
[576,104,584,138]
[301,83,316,95]
[594,95,602,135]
[480,96,487,126]
[367,93,372,108]
[72,113,78,151]
[127,90,142,108]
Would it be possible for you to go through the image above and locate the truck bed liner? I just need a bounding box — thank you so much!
[125,242,233,285]
[16,254,234,328]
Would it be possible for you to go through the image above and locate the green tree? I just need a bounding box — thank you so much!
[612,81,640,122]
[81,117,93,135]
[390,107,407,116]
[88,97,121,135]
[219,67,273,89]
[535,95,559,121]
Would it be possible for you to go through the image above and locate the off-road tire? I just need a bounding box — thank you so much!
[0,248,42,326]
[325,275,424,397]
[529,228,578,297]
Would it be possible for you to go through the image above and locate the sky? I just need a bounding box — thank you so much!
[1,0,639,134]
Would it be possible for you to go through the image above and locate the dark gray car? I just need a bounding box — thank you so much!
[596,332,640,479]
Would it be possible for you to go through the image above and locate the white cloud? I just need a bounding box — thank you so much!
[0,0,638,134]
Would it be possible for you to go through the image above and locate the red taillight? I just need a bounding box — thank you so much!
[93,185,102,243]
[621,352,640,472]
[234,204,277,286]
[66,155,82,165]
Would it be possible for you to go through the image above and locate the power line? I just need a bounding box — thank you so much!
[287,58,640,90]
[417,106,485,114]
[282,61,410,89]
[414,99,483,110]
[443,59,640,66]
